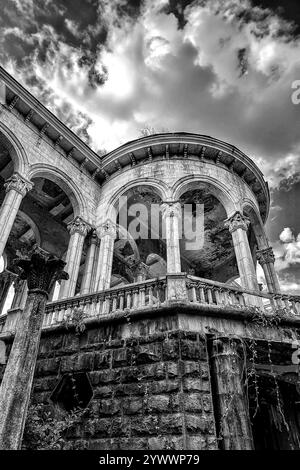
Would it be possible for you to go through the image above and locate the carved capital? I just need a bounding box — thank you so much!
[68,216,90,237]
[97,220,117,240]
[4,174,33,197]
[256,247,275,265]
[13,245,68,296]
[160,201,182,219]
[224,211,250,233]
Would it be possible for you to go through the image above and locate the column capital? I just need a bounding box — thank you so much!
[67,216,90,237]
[97,220,117,239]
[4,173,33,197]
[224,211,250,233]
[13,245,68,296]
[160,201,182,219]
[256,246,275,265]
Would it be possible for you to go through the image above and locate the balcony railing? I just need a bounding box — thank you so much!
[0,274,299,335]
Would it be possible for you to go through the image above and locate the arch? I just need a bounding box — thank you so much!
[102,178,169,222]
[172,175,237,217]
[27,164,89,221]
[0,121,29,174]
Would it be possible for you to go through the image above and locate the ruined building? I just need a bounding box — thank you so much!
[0,66,299,450]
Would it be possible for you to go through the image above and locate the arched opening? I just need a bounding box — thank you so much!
[179,185,238,283]
[0,170,80,312]
[113,185,169,284]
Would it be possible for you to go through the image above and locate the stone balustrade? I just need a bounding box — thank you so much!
[187,275,300,316]
[0,274,300,335]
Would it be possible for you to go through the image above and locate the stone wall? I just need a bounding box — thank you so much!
[29,314,218,450]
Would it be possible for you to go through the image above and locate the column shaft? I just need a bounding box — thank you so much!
[161,202,181,273]
[0,247,68,449]
[95,220,116,291]
[59,217,89,299]
[257,247,280,294]
[0,174,33,258]
[211,337,254,450]
[81,230,98,295]
[225,212,258,291]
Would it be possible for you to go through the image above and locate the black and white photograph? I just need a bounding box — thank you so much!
[0,0,299,458]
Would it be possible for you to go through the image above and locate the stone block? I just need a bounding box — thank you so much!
[98,398,120,416]
[112,348,127,367]
[135,343,162,364]
[123,396,143,415]
[159,413,183,434]
[146,394,170,413]
[162,339,180,360]
[94,351,111,369]
[35,357,60,376]
[183,393,203,412]
[180,340,206,361]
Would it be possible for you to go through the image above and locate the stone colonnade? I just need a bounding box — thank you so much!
[0,174,280,309]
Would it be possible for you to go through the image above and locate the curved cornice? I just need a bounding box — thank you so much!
[102,132,270,223]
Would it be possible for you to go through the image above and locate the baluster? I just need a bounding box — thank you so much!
[118,290,124,311]
[140,286,146,307]
[189,283,197,302]
[198,284,206,304]
[132,288,139,308]
[238,293,245,307]
[126,290,131,309]
[98,295,105,315]
[51,306,59,325]
[148,285,153,306]
[282,295,291,314]
[207,287,213,304]
[112,292,117,312]
[215,288,223,305]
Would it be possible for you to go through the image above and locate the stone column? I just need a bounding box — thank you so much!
[0,174,33,258]
[131,261,149,282]
[95,220,117,291]
[225,211,258,291]
[0,246,68,449]
[256,247,280,294]
[210,336,254,450]
[0,270,16,314]
[10,277,28,310]
[59,216,90,299]
[161,202,182,273]
[80,229,99,295]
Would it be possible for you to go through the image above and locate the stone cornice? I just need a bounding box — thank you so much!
[0,66,102,177]
[0,66,269,220]
[101,133,270,222]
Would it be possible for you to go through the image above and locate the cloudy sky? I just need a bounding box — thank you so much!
[0,0,300,293]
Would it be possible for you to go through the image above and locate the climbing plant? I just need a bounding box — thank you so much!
[62,307,86,335]
[22,403,85,450]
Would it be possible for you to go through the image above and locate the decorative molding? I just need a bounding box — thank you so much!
[67,216,90,237]
[161,201,182,219]
[224,211,250,233]
[4,173,33,197]
[257,247,275,265]
[97,220,117,239]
